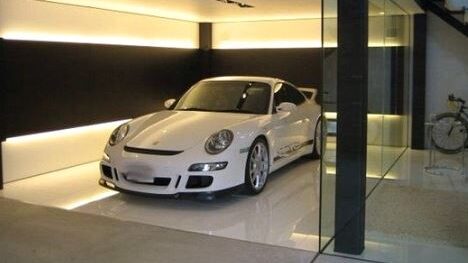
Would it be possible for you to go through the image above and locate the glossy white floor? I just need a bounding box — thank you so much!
[0,144,408,254]
[0,157,321,252]
[2,147,467,263]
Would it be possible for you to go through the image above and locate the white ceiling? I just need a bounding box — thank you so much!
[42,0,424,22]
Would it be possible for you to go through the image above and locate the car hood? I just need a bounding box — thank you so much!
[126,110,257,151]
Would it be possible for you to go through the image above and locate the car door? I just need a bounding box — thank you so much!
[271,82,310,161]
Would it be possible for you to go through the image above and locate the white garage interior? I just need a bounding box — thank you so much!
[1,1,467,263]
[0,0,326,255]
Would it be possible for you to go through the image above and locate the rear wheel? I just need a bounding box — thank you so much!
[308,116,327,159]
[244,138,270,195]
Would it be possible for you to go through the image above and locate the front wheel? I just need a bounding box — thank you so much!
[244,138,270,195]
[431,112,468,154]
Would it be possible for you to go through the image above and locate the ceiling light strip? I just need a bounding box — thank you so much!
[1,32,198,49]
[213,41,404,49]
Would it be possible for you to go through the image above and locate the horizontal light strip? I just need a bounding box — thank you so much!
[6,119,130,143]
[214,42,405,49]
[326,167,398,180]
[324,112,404,120]
[3,33,403,50]
[214,40,322,49]
[2,32,198,49]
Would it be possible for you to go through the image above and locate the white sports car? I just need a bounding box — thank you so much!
[99,76,323,196]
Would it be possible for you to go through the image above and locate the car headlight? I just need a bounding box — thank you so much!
[188,162,228,172]
[109,124,130,146]
[205,129,234,154]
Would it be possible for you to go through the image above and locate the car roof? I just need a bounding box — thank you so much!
[201,76,285,87]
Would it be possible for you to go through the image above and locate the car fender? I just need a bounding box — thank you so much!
[224,115,277,166]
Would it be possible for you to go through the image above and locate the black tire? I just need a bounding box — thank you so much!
[307,116,326,159]
[431,112,468,154]
[244,137,270,195]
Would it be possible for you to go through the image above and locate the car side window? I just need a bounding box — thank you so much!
[283,84,306,105]
[273,83,306,110]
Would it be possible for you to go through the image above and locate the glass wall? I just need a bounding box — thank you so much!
[319,0,337,251]
[367,0,410,193]
[320,0,410,255]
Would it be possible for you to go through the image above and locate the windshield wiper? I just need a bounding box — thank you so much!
[178,108,255,114]
[216,109,256,114]
[178,107,212,112]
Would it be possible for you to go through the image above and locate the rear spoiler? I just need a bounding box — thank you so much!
[298,87,318,102]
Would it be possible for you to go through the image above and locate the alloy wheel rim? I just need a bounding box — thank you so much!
[249,142,269,190]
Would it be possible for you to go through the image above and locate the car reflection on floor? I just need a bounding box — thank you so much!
[75,157,321,251]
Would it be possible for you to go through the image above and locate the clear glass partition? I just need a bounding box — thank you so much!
[319,0,337,252]
[320,0,410,255]
[380,1,410,178]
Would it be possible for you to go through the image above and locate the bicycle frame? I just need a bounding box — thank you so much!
[456,103,467,121]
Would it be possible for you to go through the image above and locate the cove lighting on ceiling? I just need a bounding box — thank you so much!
[215,0,254,8]
[1,32,197,49]
[214,40,405,50]
[215,40,322,49]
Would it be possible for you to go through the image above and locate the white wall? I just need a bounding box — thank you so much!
[0,0,198,48]
[212,16,408,49]
[425,12,468,121]
[2,120,128,183]
[212,19,321,49]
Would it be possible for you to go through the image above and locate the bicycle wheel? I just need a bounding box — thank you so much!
[431,112,468,154]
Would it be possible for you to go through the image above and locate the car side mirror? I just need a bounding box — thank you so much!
[164,98,176,109]
[276,102,297,113]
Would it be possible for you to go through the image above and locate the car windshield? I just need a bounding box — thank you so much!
[174,81,271,114]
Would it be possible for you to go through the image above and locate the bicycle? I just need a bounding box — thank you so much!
[431,94,468,154]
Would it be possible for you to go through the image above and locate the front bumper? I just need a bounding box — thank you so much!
[99,146,247,195]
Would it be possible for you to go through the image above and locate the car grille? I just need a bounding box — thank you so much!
[124,146,183,156]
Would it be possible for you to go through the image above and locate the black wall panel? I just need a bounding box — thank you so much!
[2,42,324,138]
[2,43,408,138]
[334,0,368,254]
[2,40,199,138]
[210,49,322,88]
[411,14,427,149]
[0,38,5,189]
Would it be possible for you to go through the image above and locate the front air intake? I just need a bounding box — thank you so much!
[101,165,113,179]
[186,176,213,189]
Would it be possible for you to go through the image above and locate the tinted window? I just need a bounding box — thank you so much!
[174,81,271,114]
[273,83,306,108]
